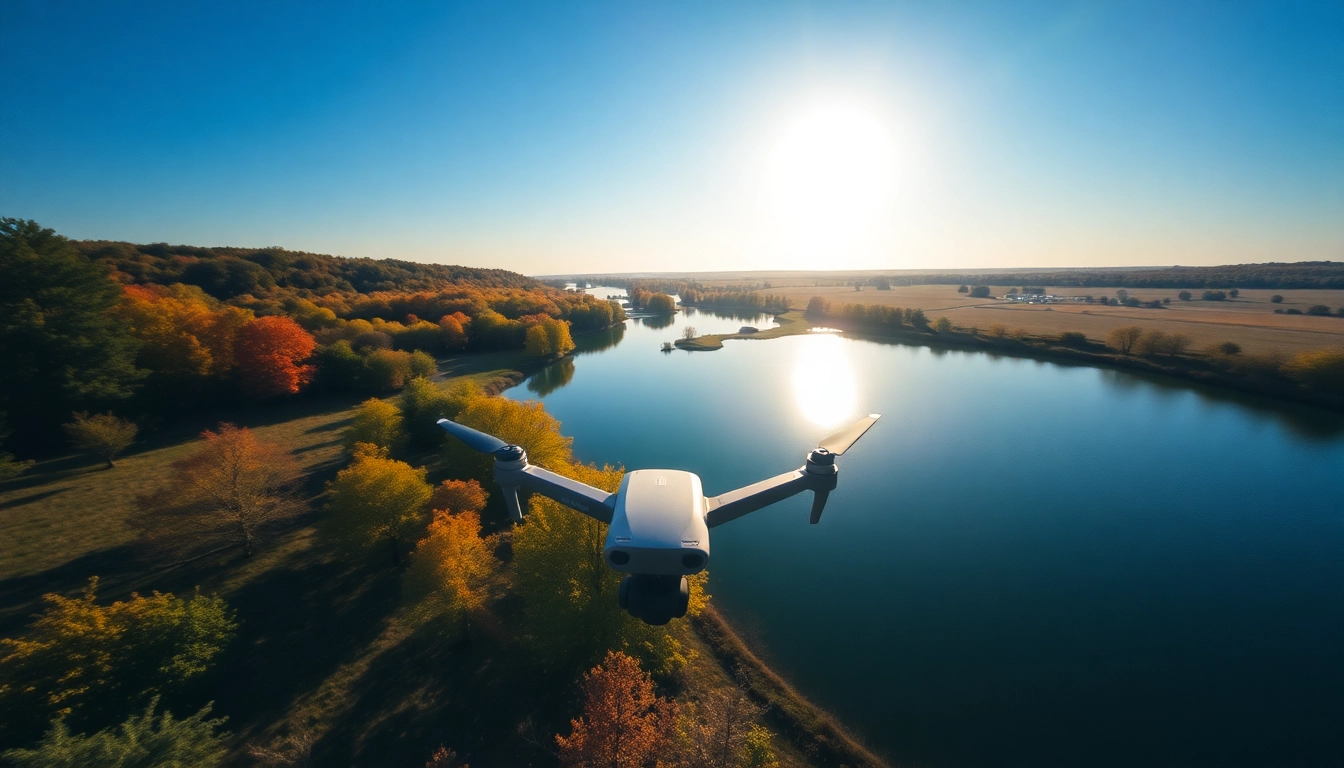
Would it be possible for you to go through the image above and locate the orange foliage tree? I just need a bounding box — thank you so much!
[429,479,488,514]
[555,650,679,768]
[234,315,317,398]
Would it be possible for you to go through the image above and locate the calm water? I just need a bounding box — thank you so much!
[509,294,1344,767]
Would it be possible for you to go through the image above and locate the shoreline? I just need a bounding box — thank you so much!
[675,308,1344,413]
[493,341,894,768]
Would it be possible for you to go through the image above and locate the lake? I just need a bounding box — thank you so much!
[508,292,1344,767]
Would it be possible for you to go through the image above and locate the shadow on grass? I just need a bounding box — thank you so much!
[0,544,144,633]
[0,487,69,510]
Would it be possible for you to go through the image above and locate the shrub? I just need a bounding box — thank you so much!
[1057,331,1087,347]
[63,412,137,468]
[933,317,951,333]
[986,324,1007,339]
[1284,349,1344,391]
[1136,330,1191,358]
[1202,290,1227,301]
[969,285,991,298]
[3,698,229,768]
[1284,308,1303,315]
[957,285,968,293]
[1178,291,1192,301]
[1216,341,1241,355]
[0,579,236,741]
[1229,289,1240,298]
[1306,305,1331,316]
[1270,295,1283,303]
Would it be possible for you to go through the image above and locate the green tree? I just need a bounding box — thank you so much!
[969,285,991,298]
[324,446,433,563]
[0,219,143,450]
[401,377,483,450]
[344,398,406,455]
[63,412,138,468]
[3,698,228,768]
[0,578,236,742]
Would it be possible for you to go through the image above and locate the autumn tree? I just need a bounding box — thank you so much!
[344,398,406,455]
[555,651,679,768]
[0,578,236,742]
[234,315,317,398]
[645,293,676,315]
[446,397,573,480]
[324,446,433,563]
[439,312,470,351]
[0,219,142,450]
[425,746,468,768]
[430,479,488,514]
[4,698,229,768]
[513,462,707,673]
[405,510,497,635]
[63,412,138,468]
[933,317,952,333]
[401,377,483,450]
[1284,349,1344,391]
[1105,325,1144,355]
[739,726,779,768]
[679,686,767,768]
[1136,330,1191,358]
[137,424,303,558]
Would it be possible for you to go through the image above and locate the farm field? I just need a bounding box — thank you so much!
[752,284,1344,355]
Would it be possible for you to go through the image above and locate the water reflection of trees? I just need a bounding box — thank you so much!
[640,313,675,330]
[574,323,625,355]
[1095,368,1344,440]
[684,306,772,324]
[527,357,576,397]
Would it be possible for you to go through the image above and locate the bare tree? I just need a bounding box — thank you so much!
[1105,325,1144,355]
[679,685,765,768]
[682,326,698,340]
[138,423,303,559]
[64,412,137,468]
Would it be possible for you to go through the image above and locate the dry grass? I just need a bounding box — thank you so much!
[760,285,1344,355]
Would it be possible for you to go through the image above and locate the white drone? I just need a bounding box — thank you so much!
[438,414,880,625]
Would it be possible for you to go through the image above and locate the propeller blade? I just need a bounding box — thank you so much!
[818,414,881,455]
[437,419,508,453]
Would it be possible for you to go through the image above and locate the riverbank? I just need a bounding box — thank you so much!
[676,309,1344,412]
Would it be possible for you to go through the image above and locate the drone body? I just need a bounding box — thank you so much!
[438,413,880,625]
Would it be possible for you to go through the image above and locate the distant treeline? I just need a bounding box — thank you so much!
[602,278,789,313]
[76,240,537,299]
[806,296,929,331]
[864,262,1344,290]
[1,220,623,454]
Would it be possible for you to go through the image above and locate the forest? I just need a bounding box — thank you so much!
[0,220,624,457]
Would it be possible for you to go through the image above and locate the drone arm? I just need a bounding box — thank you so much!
[704,469,813,528]
[515,464,616,523]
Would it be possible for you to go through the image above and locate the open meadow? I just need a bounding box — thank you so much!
[694,281,1344,356]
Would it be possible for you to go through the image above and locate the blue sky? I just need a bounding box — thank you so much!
[2,1,1340,274]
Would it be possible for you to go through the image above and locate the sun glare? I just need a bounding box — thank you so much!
[757,100,898,266]
[792,333,857,429]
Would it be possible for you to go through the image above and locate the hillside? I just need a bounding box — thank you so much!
[75,240,538,299]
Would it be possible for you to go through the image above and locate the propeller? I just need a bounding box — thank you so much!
[437,418,509,454]
[817,414,881,455]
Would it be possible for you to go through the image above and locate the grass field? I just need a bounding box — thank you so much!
[755,284,1344,355]
[0,346,865,767]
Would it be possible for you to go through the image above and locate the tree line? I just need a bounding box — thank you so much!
[860,261,1344,290]
[0,219,618,456]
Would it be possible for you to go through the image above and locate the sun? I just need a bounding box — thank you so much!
[757,100,898,265]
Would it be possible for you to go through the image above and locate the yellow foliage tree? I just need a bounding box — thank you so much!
[324,448,432,563]
[405,511,497,634]
[512,462,707,675]
[0,578,236,742]
[447,397,573,479]
[343,397,406,455]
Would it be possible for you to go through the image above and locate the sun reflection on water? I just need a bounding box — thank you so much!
[791,333,857,429]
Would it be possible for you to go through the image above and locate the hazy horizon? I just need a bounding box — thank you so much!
[3,1,1341,273]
